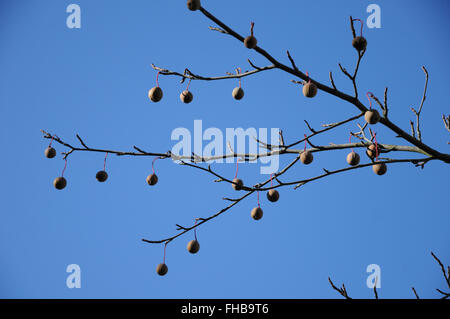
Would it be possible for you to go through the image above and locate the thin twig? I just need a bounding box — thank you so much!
[328,277,352,299]
[410,66,429,141]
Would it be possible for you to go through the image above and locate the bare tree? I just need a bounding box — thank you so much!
[42,1,449,280]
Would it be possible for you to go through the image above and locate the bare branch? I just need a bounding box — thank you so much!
[152,63,276,83]
[41,130,169,159]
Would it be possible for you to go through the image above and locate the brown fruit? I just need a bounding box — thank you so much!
[346,151,360,166]
[244,36,257,49]
[266,189,279,202]
[148,86,163,102]
[300,150,314,164]
[366,144,377,159]
[187,240,200,254]
[352,36,367,51]
[232,178,243,191]
[302,82,317,98]
[146,173,158,186]
[373,162,387,175]
[365,109,380,124]
[156,263,168,276]
[96,170,108,182]
[45,147,56,158]
[53,177,67,190]
[251,207,263,220]
[187,0,200,11]
[232,87,244,100]
[180,90,193,103]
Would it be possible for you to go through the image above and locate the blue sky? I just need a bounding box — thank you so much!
[0,0,449,298]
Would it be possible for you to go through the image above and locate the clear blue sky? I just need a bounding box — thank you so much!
[0,0,449,298]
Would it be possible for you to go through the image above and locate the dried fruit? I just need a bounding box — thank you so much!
[366,144,377,159]
[352,36,367,52]
[45,147,56,158]
[232,178,243,191]
[251,207,263,220]
[373,162,387,175]
[53,177,67,190]
[303,82,317,98]
[346,151,360,166]
[146,173,158,186]
[180,90,193,103]
[365,109,380,125]
[156,263,168,276]
[187,240,200,254]
[187,0,200,11]
[266,189,279,202]
[244,36,257,49]
[96,170,108,182]
[244,22,257,49]
[232,87,244,100]
[148,86,163,102]
[300,150,314,164]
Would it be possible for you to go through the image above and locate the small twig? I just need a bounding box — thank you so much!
[278,129,285,147]
[286,113,364,148]
[247,59,261,70]
[286,50,299,72]
[442,114,450,132]
[208,26,228,34]
[151,63,276,83]
[76,134,89,149]
[370,93,385,114]
[410,121,416,138]
[410,66,429,141]
[304,120,316,133]
[328,277,352,299]
[412,287,420,299]
[329,71,337,90]
[350,16,356,38]
[436,289,450,299]
[431,251,450,288]
[373,276,379,299]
